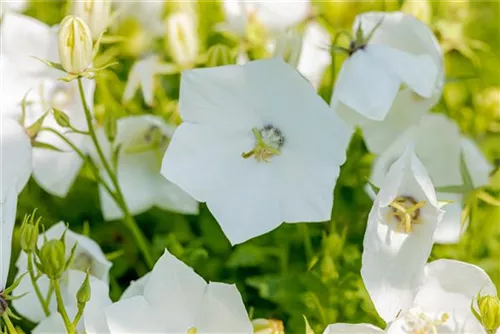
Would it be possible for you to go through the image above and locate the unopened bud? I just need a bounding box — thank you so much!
[273,29,303,68]
[473,294,500,333]
[206,44,233,67]
[39,239,66,279]
[252,318,285,334]
[401,0,432,24]
[58,15,93,74]
[76,272,92,305]
[73,0,111,40]
[20,211,41,253]
[166,12,199,69]
[52,108,72,128]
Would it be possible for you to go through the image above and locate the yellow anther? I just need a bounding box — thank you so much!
[187,327,197,334]
[387,196,426,233]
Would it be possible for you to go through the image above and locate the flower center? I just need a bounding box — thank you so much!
[124,125,169,155]
[387,195,426,234]
[242,125,285,163]
[404,310,449,334]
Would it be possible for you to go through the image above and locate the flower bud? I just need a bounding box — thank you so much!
[73,0,111,40]
[475,295,500,333]
[252,318,285,334]
[52,108,72,128]
[273,29,303,68]
[58,15,93,75]
[401,0,432,25]
[76,272,92,305]
[19,212,41,253]
[206,44,233,68]
[166,12,199,69]
[39,239,67,279]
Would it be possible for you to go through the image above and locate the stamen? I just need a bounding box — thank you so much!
[405,310,449,334]
[387,195,426,233]
[242,125,285,163]
[186,327,197,334]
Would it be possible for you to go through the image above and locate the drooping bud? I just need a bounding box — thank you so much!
[252,318,285,334]
[273,29,303,68]
[19,210,41,253]
[76,271,92,305]
[73,0,111,40]
[401,0,432,24]
[39,239,67,279]
[472,293,500,333]
[205,44,234,68]
[165,12,199,69]
[58,15,93,75]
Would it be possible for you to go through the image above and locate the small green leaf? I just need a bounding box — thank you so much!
[32,141,65,152]
[303,315,316,334]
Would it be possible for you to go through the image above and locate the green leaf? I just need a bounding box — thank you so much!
[304,315,316,334]
[32,141,66,152]
[476,191,500,207]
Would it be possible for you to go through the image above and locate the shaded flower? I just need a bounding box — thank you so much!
[361,145,443,322]
[162,58,351,245]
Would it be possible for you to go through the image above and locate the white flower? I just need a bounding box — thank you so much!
[369,114,492,243]
[386,259,497,333]
[113,0,165,37]
[32,270,112,334]
[218,0,311,37]
[161,58,351,245]
[1,13,95,197]
[0,117,32,289]
[323,323,385,333]
[119,273,150,300]
[361,145,443,322]
[123,54,176,106]
[103,249,253,333]
[13,222,112,322]
[332,11,443,128]
[92,115,198,220]
[270,22,331,89]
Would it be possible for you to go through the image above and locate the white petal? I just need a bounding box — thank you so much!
[334,49,401,121]
[254,1,310,32]
[433,193,464,244]
[361,146,442,322]
[413,259,497,332]
[367,44,437,98]
[142,249,207,331]
[155,179,199,215]
[12,272,54,322]
[1,13,57,74]
[196,283,253,334]
[120,273,151,300]
[0,187,17,288]
[123,55,159,106]
[460,137,492,188]
[33,310,69,334]
[297,22,331,89]
[323,323,385,334]
[105,296,160,333]
[1,117,32,198]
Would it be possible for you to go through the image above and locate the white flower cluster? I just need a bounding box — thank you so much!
[0,1,497,334]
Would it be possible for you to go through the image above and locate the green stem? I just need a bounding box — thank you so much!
[53,279,74,334]
[71,306,84,328]
[300,224,313,264]
[77,78,154,269]
[27,252,50,317]
[1,312,18,334]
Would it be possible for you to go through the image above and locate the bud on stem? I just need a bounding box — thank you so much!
[166,12,199,69]
[58,15,93,75]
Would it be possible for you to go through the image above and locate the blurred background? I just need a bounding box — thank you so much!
[4,0,499,332]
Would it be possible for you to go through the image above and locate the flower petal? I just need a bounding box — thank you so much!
[105,296,159,333]
[460,137,492,188]
[323,323,386,334]
[0,187,17,288]
[297,22,331,89]
[196,282,253,334]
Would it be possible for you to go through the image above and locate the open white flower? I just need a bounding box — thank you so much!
[93,115,198,221]
[1,13,95,197]
[103,249,253,333]
[332,11,442,126]
[32,270,112,334]
[0,116,32,290]
[326,259,497,333]
[113,0,165,37]
[123,54,176,106]
[161,58,351,245]
[361,145,443,322]
[13,222,112,322]
[387,259,497,333]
